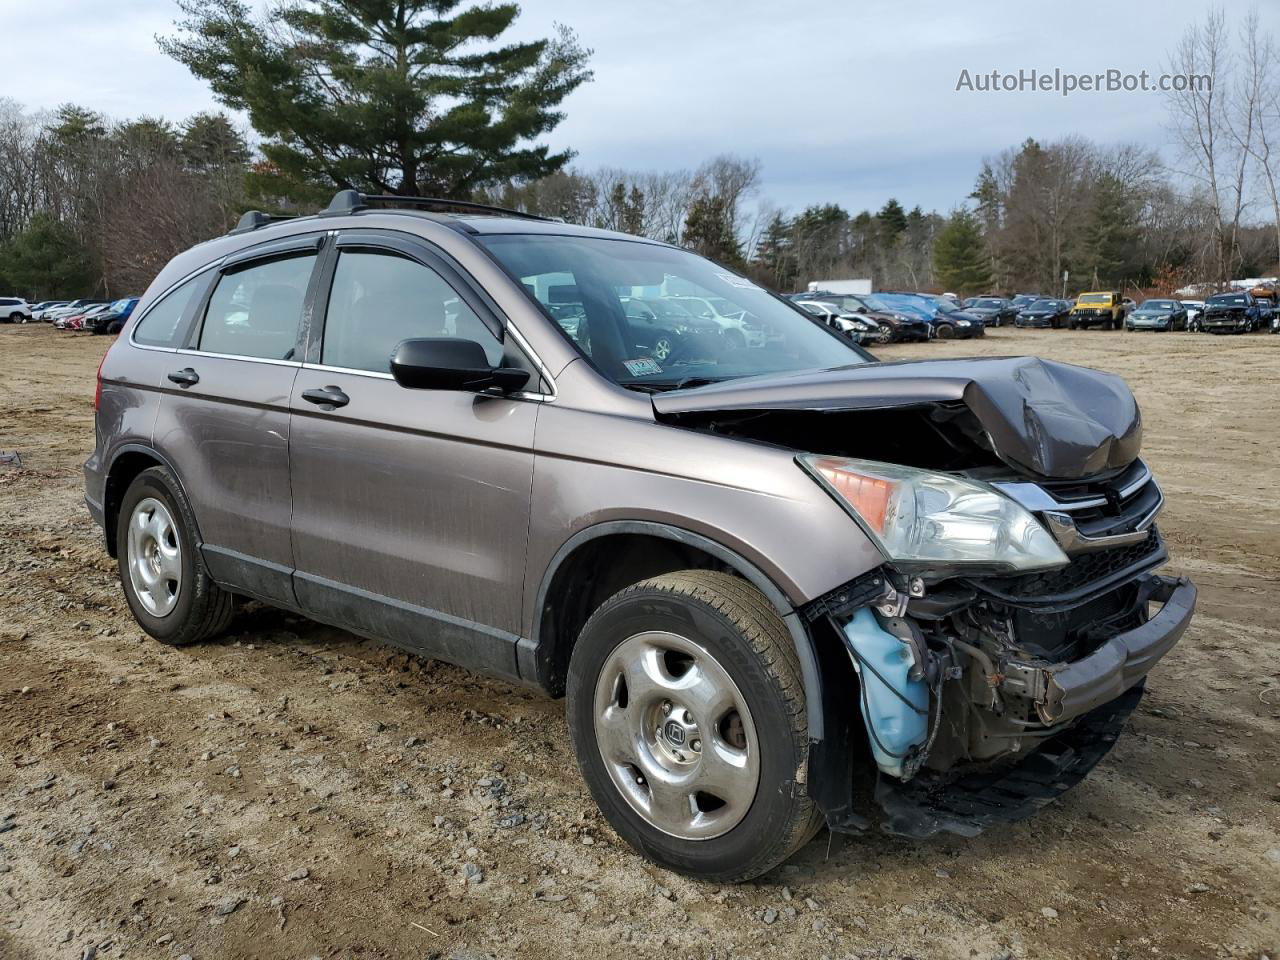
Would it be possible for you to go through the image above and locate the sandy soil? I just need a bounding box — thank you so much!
[1,322,1277,960]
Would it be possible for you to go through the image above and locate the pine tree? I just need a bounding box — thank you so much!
[179,113,251,173]
[623,185,646,235]
[1079,173,1141,288]
[934,209,993,294]
[1,214,92,299]
[161,0,593,201]
[682,194,742,266]
[876,198,908,240]
[755,212,796,290]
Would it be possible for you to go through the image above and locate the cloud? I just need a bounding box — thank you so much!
[2,0,1273,215]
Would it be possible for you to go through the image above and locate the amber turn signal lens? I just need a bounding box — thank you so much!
[809,458,896,535]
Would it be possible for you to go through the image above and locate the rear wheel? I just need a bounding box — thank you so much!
[567,570,822,882]
[117,466,234,646]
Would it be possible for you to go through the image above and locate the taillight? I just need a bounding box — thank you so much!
[94,351,107,409]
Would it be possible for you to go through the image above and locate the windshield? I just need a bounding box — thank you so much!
[874,294,931,318]
[1029,299,1061,310]
[1078,294,1110,304]
[482,234,869,389]
[856,294,893,312]
[1208,294,1246,305]
[973,298,1004,308]
[1139,300,1175,311]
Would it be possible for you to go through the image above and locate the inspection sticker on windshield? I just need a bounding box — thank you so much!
[716,272,757,289]
[623,357,664,377]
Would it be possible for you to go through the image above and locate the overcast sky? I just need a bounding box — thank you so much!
[1,0,1273,215]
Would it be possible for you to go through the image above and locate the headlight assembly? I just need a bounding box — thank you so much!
[798,456,1069,574]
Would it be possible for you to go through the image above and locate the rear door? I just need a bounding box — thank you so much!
[287,230,542,680]
[152,234,324,605]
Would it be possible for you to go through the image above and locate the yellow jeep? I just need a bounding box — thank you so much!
[1069,291,1125,330]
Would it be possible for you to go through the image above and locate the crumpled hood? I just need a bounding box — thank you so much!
[652,356,1142,479]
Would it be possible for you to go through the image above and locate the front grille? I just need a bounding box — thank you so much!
[1039,460,1159,539]
[974,527,1164,605]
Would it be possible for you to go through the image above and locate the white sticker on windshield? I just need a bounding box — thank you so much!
[624,357,663,377]
[716,272,757,289]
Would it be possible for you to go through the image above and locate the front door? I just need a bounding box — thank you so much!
[287,231,540,680]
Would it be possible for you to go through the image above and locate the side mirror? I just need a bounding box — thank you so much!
[390,338,531,394]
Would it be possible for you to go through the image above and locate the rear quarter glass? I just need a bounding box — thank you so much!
[133,276,203,347]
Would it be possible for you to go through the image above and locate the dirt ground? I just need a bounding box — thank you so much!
[1,322,1278,960]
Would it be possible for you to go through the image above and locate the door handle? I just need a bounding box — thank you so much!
[301,385,350,409]
[167,367,199,386]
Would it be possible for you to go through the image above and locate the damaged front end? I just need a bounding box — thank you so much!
[802,537,1194,838]
[654,356,1197,837]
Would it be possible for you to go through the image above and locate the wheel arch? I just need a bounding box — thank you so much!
[102,444,202,558]
[521,520,828,742]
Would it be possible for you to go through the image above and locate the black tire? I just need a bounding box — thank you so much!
[935,323,954,340]
[116,466,234,646]
[566,570,823,882]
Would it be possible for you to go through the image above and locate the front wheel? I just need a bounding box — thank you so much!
[935,323,954,340]
[117,466,235,645]
[875,324,893,344]
[567,570,822,882]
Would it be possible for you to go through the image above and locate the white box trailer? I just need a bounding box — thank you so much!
[807,278,872,295]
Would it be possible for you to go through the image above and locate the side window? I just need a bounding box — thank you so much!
[322,250,505,373]
[198,253,315,360]
[132,275,202,347]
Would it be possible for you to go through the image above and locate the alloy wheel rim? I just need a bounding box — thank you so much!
[592,630,759,840]
[126,497,182,617]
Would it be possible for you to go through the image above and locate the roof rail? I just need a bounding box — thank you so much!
[228,210,296,235]
[320,189,552,222]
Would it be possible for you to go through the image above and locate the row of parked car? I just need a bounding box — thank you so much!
[787,287,1280,346]
[0,296,140,334]
[787,291,980,344]
[962,290,1280,334]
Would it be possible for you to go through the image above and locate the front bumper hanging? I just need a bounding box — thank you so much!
[1003,575,1196,725]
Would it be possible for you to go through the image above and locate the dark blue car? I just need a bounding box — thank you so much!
[88,297,140,335]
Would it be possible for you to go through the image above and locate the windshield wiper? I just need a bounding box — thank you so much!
[667,375,726,391]
[620,375,727,394]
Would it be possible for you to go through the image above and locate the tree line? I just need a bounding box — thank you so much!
[0,100,250,298]
[1,2,1278,301]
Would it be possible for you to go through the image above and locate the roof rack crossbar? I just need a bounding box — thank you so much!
[320,189,551,222]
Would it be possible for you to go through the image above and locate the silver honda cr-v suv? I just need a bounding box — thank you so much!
[85,191,1196,881]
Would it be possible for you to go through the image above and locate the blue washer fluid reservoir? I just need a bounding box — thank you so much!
[841,607,929,778]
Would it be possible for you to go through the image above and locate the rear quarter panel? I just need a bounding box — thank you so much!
[86,338,175,517]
